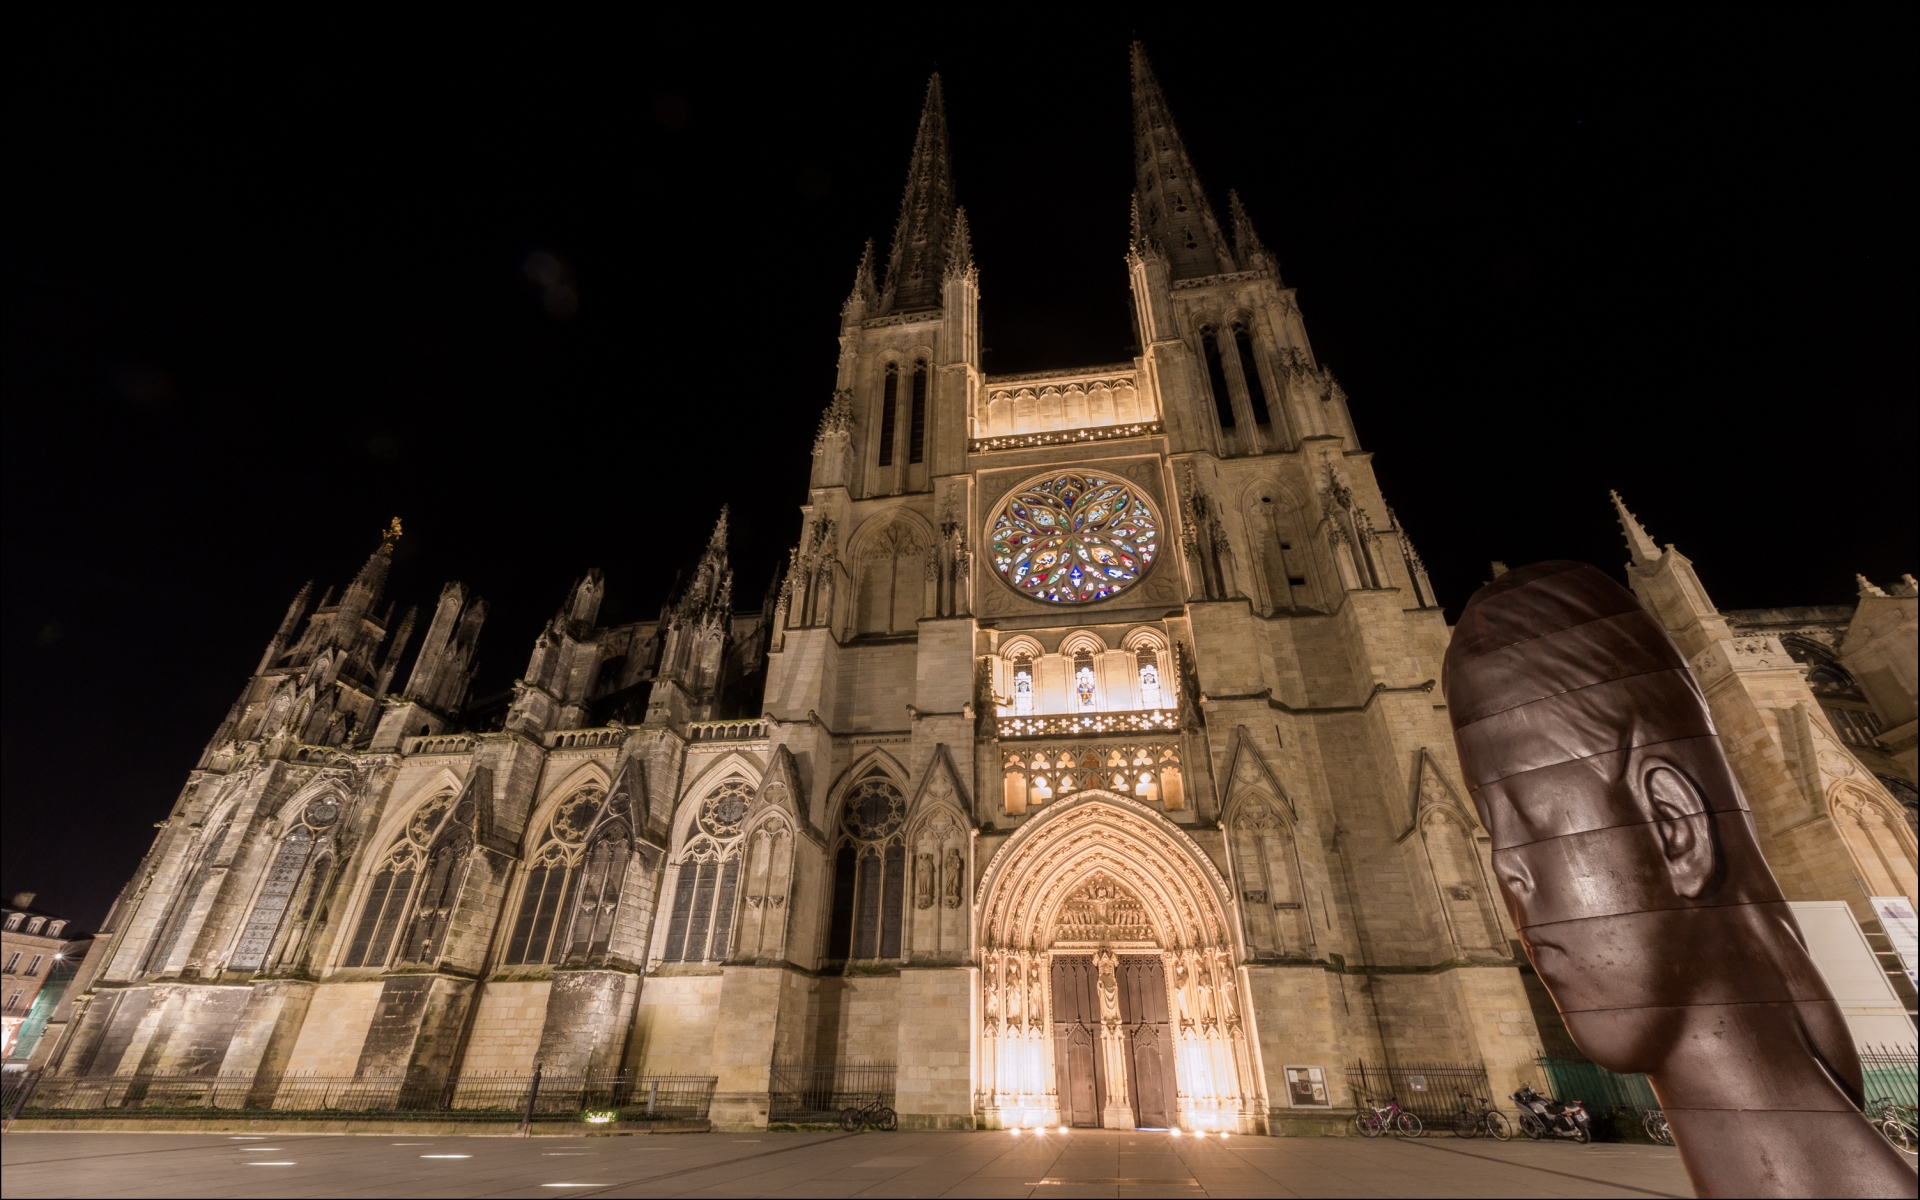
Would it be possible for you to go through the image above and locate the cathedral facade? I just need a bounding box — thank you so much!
[45,47,1916,1133]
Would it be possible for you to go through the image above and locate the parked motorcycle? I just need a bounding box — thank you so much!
[1510,1086,1593,1144]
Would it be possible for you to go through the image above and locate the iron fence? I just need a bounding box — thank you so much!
[1536,1058,1658,1114]
[1345,1062,1491,1125]
[768,1060,894,1123]
[1858,1044,1917,1110]
[5,1069,713,1122]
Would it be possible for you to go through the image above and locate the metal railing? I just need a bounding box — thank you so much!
[1536,1058,1658,1115]
[1859,1044,1918,1110]
[5,1069,714,1123]
[1346,1061,1492,1125]
[768,1060,894,1123]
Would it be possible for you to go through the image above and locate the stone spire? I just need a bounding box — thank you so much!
[878,74,958,315]
[1610,490,1663,569]
[1131,42,1235,282]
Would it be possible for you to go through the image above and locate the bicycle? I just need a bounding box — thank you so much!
[840,1095,897,1132]
[1451,1092,1511,1140]
[1864,1097,1915,1154]
[1642,1108,1674,1146]
[1353,1098,1423,1138]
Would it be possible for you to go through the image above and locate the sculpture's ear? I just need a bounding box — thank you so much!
[1642,762,1719,898]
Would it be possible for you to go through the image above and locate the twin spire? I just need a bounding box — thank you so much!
[851,46,1266,316]
[875,74,964,315]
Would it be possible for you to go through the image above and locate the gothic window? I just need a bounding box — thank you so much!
[826,773,907,963]
[877,364,899,466]
[1230,796,1310,958]
[505,783,634,967]
[660,779,751,963]
[1013,654,1034,716]
[856,522,926,635]
[989,473,1158,604]
[1073,648,1098,711]
[1137,647,1163,709]
[1422,811,1498,954]
[343,790,471,969]
[1232,323,1272,425]
[144,817,232,975]
[231,795,343,973]
[1201,328,1235,429]
[908,360,928,464]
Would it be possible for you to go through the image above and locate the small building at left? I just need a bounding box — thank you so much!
[1,893,94,1069]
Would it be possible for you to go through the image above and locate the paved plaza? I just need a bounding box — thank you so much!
[0,1129,1699,1198]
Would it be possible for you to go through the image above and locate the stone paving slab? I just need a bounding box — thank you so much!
[0,1129,1702,1198]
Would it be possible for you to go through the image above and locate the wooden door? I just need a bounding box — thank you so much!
[1118,955,1177,1129]
[1050,955,1103,1127]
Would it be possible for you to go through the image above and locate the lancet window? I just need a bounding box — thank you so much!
[1200,327,1235,429]
[908,360,928,464]
[661,778,751,963]
[343,790,473,969]
[1137,647,1163,709]
[1232,322,1272,425]
[143,816,233,975]
[826,772,907,962]
[1229,795,1311,958]
[1073,648,1098,711]
[505,782,634,967]
[876,363,899,466]
[1012,654,1034,716]
[855,521,926,635]
[230,795,343,973]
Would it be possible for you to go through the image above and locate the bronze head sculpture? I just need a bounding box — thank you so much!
[1444,561,1913,1197]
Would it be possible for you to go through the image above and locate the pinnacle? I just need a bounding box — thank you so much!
[709,505,730,550]
[1609,490,1663,568]
[944,206,974,280]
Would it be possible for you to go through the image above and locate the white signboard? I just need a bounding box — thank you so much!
[1870,896,1918,989]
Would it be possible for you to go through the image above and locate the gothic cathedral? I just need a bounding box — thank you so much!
[50,46,1913,1134]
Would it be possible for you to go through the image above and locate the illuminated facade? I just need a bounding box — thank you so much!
[45,44,1914,1133]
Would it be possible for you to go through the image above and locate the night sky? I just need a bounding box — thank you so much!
[4,13,1913,930]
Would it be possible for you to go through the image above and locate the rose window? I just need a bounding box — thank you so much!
[552,787,604,842]
[989,473,1157,603]
[697,781,752,839]
[842,779,905,841]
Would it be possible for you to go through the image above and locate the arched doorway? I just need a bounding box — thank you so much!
[974,792,1260,1132]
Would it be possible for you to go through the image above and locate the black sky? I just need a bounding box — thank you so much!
[4,11,1914,930]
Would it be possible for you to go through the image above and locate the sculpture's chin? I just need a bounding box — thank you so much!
[1559,1006,1681,1076]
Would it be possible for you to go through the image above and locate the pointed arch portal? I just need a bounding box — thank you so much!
[974,792,1260,1132]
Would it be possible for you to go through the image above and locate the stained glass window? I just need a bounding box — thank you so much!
[989,473,1157,604]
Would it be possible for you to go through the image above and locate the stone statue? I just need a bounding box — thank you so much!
[942,847,965,908]
[1444,561,1911,1198]
[915,853,935,909]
